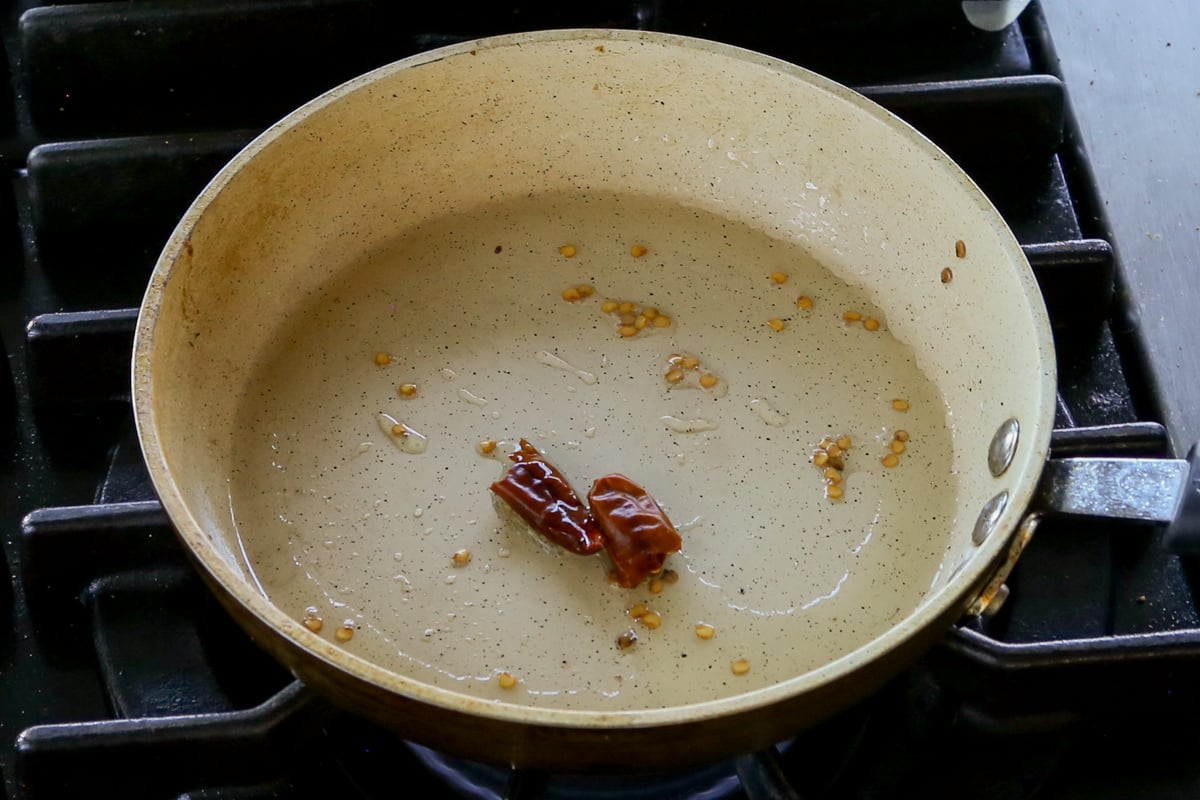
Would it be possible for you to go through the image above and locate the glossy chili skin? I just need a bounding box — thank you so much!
[587,473,682,588]
[489,440,605,555]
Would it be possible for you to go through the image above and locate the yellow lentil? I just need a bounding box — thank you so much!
[843,310,863,323]
[890,440,907,455]
[390,423,408,437]
[941,267,954,284]
[576,284,594,298]
[617,629,638,649]
[892,398,911,412]
[863,317,881,331]
[695,623,716,640]
[374,352,391,366]
[618,301,635,314]
[955,239,967,258]
[894,430,910,442]
[635,315,650,329]
[558,244,577,258]
[648,578,665,594]
[642,307,658,319]
[640,611,663,629]
[663,569,680,585]
[770,271,788,284]
[836,435,852,450]
[451,549,472,566]
[628,603,649,619]
[653,315,671,328]
[824,467,843,484]
[478,439,497,455]
[665,368,685,384]
[680,356,700,370]
[601,299,619,313]
[498,672,518,689]
[619,324,638,338]
[302,613,323,633]
[881,453,900,468]
[631,244,649,257]
[398,383,418,397]
[796,295,814,310]
[768,318,786,332]
[334,623,355,643]
[562,287,582,302]
[813,451,829,467]
[699,373,719,389]
[731,658,751,675]
[827,484,845,500]
[826,444,843,459]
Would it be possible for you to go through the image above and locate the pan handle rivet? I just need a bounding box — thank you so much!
[972,490,1009,545]
[988,418,1020,477]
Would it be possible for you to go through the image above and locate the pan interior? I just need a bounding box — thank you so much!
[227,189,958,711]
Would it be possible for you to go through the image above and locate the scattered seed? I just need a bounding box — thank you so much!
[601,299,619,313]
[617,629,638,649]
[731,658,751,675]
[666,368,685,384]
[559,244,577,258]
[694,623,716,640]
[653,315,672,328]
[813,451,829,467]
[452,549,472,566]
[498,672,518,689]
[649,578,665,594]
[891,398,911,412]
[768,318,786,332]
[619,324,638,338]
[770,271,788,284]
[894,430,910,442]
[890,440,907,455]
[826,444,843,459]
[827,484,845,500]
[478,439,497,455]
[374,352,391,366]
[796,295,814,310]
[941,267,954,284]
[955,239,967,258]
[630,244,649,258]
[824,467,843,484]
[843,310,862,323]
[302,609,323,633]
[334,622,355,643]
[836,435,852,450]
[391,423,408,437]
[663,569,680,584]
[628,603,649,619]
[398,383,418,397]
[863,317,881,331]
[699,373,719,389]
[562,287,582,302]
[881,453,900,468]
[635,314,650,329]
[680,356,700,370]
[577,284,594,298]
[640,611,663,629]
[642,307,659,320]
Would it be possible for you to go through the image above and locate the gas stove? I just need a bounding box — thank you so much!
[4,2,1200,798]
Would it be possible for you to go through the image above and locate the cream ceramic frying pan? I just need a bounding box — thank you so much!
[133,29,1072,769]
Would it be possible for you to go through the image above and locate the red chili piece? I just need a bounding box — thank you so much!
[588,474,682,588]
[490,440,605,555]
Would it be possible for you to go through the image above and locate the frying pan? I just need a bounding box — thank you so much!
[131,29,1197,770]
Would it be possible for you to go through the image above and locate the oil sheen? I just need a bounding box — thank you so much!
[229,191,958,711]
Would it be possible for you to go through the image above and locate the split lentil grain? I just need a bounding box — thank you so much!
[398,383,418,397]
[731,659,751,675]
[334,622,355,643]
[796,295,814,310]
[498,672,518,689]
[451,549,472,566]
[558,244,577,258]
[955,239,967,258]
[630,244,649,257]
[374,352,391,366]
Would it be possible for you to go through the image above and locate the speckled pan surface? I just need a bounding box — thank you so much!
[133,29,1055,749]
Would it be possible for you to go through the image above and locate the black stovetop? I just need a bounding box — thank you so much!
[4,2,1200,798]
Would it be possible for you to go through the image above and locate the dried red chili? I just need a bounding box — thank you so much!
[587,474,682,588]
[490,440,605,555]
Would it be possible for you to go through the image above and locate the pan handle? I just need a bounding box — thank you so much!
[1031,443,1200,550]
[967,443,1200,618]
